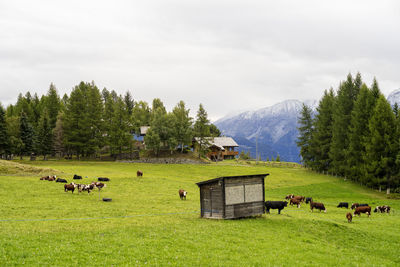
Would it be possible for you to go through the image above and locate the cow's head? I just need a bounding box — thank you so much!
[283,201,288,207]
[374,206,379,213]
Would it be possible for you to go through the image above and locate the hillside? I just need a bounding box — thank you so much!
[0,160,60,176]
[0,161,399,266]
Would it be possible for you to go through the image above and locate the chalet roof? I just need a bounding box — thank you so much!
[140,126,150,136]
[194,136,239,150]
[196,173,269,186]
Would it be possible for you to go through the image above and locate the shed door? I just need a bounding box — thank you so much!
[201,188,212,217]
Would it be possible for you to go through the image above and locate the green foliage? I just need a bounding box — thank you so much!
[132,101,151,135]
[297,103,313,167]
[109,96,132,156]
[19,112,34,156]
[52,111,65,157]
[172,101,193,152]
[0,105,10,155]
[37,108,52,159]
[276,154,280,162]
[144,128,161,155]
[209,124,221,137]
[194,104,211,158]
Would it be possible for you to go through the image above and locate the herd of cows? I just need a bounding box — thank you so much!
[39,174,108,194]
[265,194,392,223]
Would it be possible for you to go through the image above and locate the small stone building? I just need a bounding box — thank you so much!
[196,174,269,219]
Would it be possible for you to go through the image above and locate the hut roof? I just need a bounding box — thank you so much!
[196,173,269,186]
[194,137,239,150]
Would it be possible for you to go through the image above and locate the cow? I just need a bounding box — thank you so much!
[98,177,110,182]
[64,183,77,193]
[48,176,56,181]
[290,198,301,208]
[73,174,82,180]
[346,212,352,223]
[91,182,106,191]
[179,189,187,200]
[265,201,288,214]
[292,195,305,202]
[56,178,68,183]
[374,205,391,213]
[40,176,49,180]
[285,194,294,200]
[351,203,368,210]
[137,170,143,177]
[305,197,313,204]
[354,206,371,217]
[78,184,95,194]
[310,201,326,212]
[337,202,349,209]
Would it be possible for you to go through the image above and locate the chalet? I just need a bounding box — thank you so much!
[194,137,239,161]
[196,174,269,219]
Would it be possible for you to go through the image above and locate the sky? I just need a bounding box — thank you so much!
[0,1,399,121]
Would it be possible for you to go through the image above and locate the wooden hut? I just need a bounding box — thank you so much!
[196,174,269,219]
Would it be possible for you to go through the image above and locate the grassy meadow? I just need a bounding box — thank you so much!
[0,160,399,266]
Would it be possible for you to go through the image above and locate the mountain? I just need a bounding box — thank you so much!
[214,99,317,163]
[387,89,400,106]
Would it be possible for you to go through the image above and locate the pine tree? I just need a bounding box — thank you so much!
[45,83,61,130]
[0,104,10,157]
[330,74,360,176]
[209,124,221,137]
[19,112,34,157]
[194,104,211,158]
[296,103,314,167]
[172,101,193,152]
[53,111,65,158]
[37,108,52,160]
[109,96,131,157]
[310,89,335,172]
[365,95,397,191]
[124,91,134,116]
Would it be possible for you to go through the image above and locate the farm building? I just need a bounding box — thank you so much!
[193,137,239,161]
[196,174,269,219]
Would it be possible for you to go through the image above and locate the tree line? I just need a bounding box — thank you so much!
[0,81,221,160]
[297,73,400,193]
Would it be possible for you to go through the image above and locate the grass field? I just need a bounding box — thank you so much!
[0,160,399,266]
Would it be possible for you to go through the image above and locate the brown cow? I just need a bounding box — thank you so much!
[48,176,56,181]
[290,198,301,208]
[179,189,187,200]
[285,194,294,200]
[40,176,49,180]
[346,212,352,223]
[91,182,106,191]
[137,170,143,177]
[351,203,368,210]
[292,195,305,202]
[354,206,371,217]
[64,183,77,193]
[310,201,326,212]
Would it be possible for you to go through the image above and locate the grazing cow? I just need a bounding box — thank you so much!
[346,212,352,223]
[73,174,82,180]
[56,178,68,183]
[91,182,106,191]
[265,201,288,214]
[285,194,294,200]
[40,176,49,180]
[305,197,313,204]
[354,206,371,217]
[64,183,77,193]
[179,189,187,200]
[310,201,326,212]
[351,203,368,210]
[78,184,95,194]
[337,202,349,209]
[137,170,143,177]
[292,195,305,202]
[48,176,56,181]
[374,205,391,213]
[290,198,301,208]
[98,177,110,182]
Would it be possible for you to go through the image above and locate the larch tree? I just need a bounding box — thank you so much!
[194,104,211,158]
[172,101,193,153]
[296,103,314,168]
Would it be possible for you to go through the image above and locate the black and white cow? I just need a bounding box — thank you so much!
[265,201,288,214]
[374,205,391,213]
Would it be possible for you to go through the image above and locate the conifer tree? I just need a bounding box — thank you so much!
[209,124,221,137]
[194,104,211,158]
[124,91,134,116]
[309,89,335,172]
[0,104,10,157]
[109,96,131,157]
[45,83,61,130]
[365,95,397,191]
[330,74,359,176]
[53,111,65,158]
[19,112,34,157]
[37,108,52,160]
[296,103,314,167]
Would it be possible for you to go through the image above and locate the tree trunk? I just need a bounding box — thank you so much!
[386,187,390,194]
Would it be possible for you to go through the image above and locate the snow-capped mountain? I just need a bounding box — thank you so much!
[387,89,400,106]
[215,88,400,163]
[215,99,317,163]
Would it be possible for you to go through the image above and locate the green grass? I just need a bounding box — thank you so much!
[0,160,399,266]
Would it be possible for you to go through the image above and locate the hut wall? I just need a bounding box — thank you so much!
[200,181,224,219]
[224,176,264,219]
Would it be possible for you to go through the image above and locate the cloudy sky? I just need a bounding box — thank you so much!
[1,1,399,121]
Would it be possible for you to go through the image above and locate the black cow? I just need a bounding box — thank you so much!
[305,197,313,204]
[337,202,349,209]
[265,201,288,214]
[56,178,68,183]
[73,174,82,180]
[98,177,110,182]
